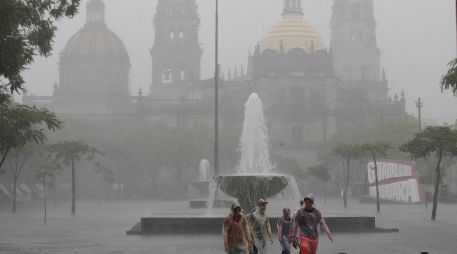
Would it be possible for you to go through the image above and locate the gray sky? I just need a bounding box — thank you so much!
[23,0,457,124]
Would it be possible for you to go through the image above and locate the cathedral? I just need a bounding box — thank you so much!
[24,0,406,169]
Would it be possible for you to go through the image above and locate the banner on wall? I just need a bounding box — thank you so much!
[367,160,425,203]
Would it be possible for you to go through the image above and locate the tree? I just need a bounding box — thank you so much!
[274,155,305,180]
[93,162,114,207]
[333,144,363,208]
[400,126,457,220]
[326,118,416,159]
[0,0,80,98]
[440,58,457,94]
[48,141,102,215]
[6,144,40,213]
[307,164,332,206]
[416,161,436,209]
[0,98,63,172]
[361,141,391,213]
[34,158,60,224]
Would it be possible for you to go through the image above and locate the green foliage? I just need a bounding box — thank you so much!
[416,163,436,186]
[93,162,115,184]
[273,155,304,179]
[48,140,103,164]
[34,158,61,185]
[5,143,43,179]
[440,58,457,94]
[361,141,391,158]
[48,140,102,215]
[307,164,331,182]
[400,126,457,159]
[0,0,80,95]
[42,115,240,195]
[324,119,417,160]
[332,143,364,208]
[0,98,63,170]
[332,144,364,160]
[400,126,457,220]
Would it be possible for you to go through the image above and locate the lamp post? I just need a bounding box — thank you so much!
[214,0,220,175]
[415,98,423,131]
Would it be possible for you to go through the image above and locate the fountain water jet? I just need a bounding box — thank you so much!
[189,159,212,208]
[212,93,299,211]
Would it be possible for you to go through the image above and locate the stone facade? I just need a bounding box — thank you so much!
[24,0,406,170]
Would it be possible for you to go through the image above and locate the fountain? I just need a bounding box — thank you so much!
[128,93,378,235]
[198,159,210,181]
[212,93,298,211]
[189,159,211,208]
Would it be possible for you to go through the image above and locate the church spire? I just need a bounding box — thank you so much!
[283,0,303,16]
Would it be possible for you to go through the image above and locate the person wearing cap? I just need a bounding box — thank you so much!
[277,208,292,254]
[248,199,273,254]
[223,200,252,254]
[291,194,333,254]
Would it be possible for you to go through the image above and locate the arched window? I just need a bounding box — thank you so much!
[169,27,176,39]
[162,68,173,84]
[179,31,184,39]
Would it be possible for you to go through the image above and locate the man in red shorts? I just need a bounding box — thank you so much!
[291,194,333,254]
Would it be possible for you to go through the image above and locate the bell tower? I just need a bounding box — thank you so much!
[330,0,381,81]
[150,0,202,89]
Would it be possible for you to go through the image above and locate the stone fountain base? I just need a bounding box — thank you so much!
[189,180,210,208]
[212,174,292,211]
[127,214,379,235]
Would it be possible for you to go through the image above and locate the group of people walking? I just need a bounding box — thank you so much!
[223,194,333,254]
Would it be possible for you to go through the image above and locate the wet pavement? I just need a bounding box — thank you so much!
[0,198,456,254]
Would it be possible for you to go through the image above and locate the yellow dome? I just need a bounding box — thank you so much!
[63,29,129,58]
[260,14,326,54]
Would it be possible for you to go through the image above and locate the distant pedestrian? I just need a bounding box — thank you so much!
[224,200,252,254]
[291,194,333,254]
[249,199,273,254]
[277,208,292,254]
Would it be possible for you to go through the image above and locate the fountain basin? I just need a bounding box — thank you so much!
[213,174,290,210]
[128,214,378,235]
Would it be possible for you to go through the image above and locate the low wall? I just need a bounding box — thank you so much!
[127,215,376,235]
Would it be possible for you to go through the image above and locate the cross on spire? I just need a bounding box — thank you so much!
[283,0,303,16]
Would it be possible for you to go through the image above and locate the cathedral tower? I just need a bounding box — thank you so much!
[330,0,381,81]
[150,0,202,90]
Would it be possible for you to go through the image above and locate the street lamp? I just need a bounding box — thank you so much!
[214,0,220,175]
[415,98,423,131]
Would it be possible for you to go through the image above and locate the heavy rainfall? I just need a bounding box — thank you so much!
[0,0,457,254]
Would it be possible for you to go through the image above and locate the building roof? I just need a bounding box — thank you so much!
[63,29,129,58]
[62,0,129,60]
[260,13,325,54]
